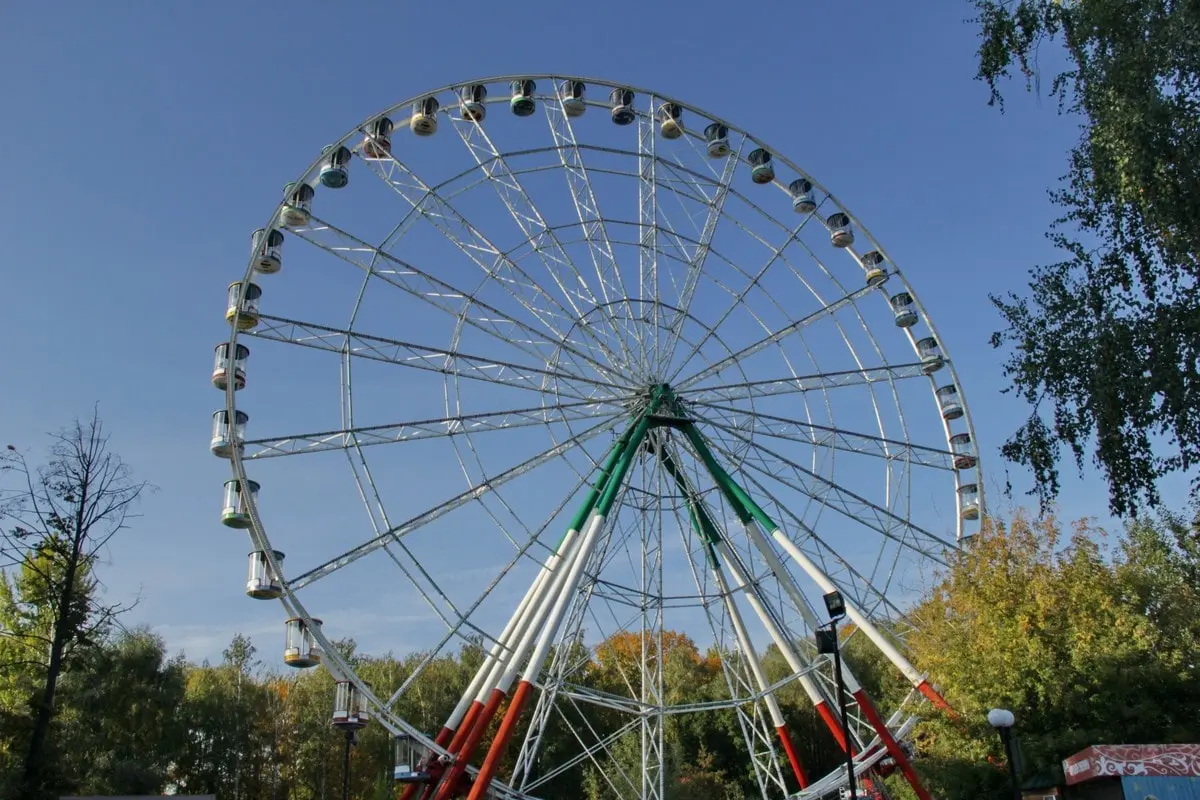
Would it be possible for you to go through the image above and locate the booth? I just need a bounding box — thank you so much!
[1063,744,1200,800]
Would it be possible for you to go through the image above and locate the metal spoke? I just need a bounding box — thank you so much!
[707,429,955,564]
[523,716,642,795]
[247,313,627,402]
[690,434,916,629]
[543,84,643,373]
[657,138,743,373]
[660,443,793,796]
[514,481,641,787]
[448,102,630,375]
[676,282,880,391]
[287,415,623,590]
[665,211,821,386]
[637,98,659,376]
[364,152,580,347]
[358,143,628,387]
[690,403,956,470]
[382,449,609,712]
[245,399,630,459]
[638,435,666,800]
[290,212,631,390]
[684,362,931,404]
[335,344,482,649]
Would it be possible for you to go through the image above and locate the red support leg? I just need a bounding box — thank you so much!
[446,701,483,755]
[916,679,957,718]
[775,725,810,789]
[815,700,854,755]
[854,689,934,800]
[432,688,507,800]
[465,680,535,800]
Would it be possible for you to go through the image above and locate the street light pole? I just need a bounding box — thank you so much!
[987,708,1021,800]
[831,623,857,800]
[817,591,857,800]
[342,729,357,800]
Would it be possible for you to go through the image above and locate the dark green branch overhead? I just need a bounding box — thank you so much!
[974,0,1200,515]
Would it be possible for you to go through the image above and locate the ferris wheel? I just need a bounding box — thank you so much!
[210,75,983,800]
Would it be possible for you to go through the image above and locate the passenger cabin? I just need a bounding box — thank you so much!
[411,96,440,136]
[210,409,249,458]
[704,122,729,157]
[363,116,394,158]
[460,85,487,122]
[252,228,284,274]
[658,102,684,139]
[510,79,536,117]
[789,179,817,214]
[861,251,887,287]
[827,212,854,248]
[221,478,260,528]
[916,337,945,374]
[949,433,977,470]
[212,342,249,392]
[394,734,432,784]
[333,680,370,729]
[958,484,980,520]
[561,80,586,117]
[284,617,322,668]
[610,88,636,126]
[748,148,774,184]
[246,550,284,599]
[889,292,917,328]
[936,385,963,420]
[319,144,351,189]
[280,182,314,228]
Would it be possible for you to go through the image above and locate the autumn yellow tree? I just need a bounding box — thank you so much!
[897,511,1200,799]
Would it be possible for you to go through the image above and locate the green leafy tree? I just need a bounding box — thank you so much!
[0,568,47,794]
[53,629,187,795]
[171,634,288,799]
[0,411,148,799]
[579,630,805,799]
[974,0,1200,515]
[901,511,1200,799]
[667,748,742,800]
[338,644,470,800]
[277,664,339,799]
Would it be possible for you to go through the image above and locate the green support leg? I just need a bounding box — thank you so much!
[679,422,778,532]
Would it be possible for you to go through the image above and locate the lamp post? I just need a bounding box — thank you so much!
[333,680,367,800]
[816,590,856,800]
[987,708,1021,800]
[341,728,357,800]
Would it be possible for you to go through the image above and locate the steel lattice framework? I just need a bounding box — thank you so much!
[211,75,984,800]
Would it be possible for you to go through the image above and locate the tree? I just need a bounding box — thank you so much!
[0,410,148,799]
[172,634,286,800]
[973,0,1200,515]
[667,748,742,800]
[901,511,1200,799]
[53,629,187,795]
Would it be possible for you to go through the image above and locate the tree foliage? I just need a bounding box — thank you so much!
[54,629,187,795]
[2,506,1199,800]
[0,410,149,799]
[900,511,1200,799]
[974,0,1200,515]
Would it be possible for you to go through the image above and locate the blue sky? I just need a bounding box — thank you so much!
[0,1,1179,668]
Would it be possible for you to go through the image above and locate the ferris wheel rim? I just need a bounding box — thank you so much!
[217,74,981,800]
